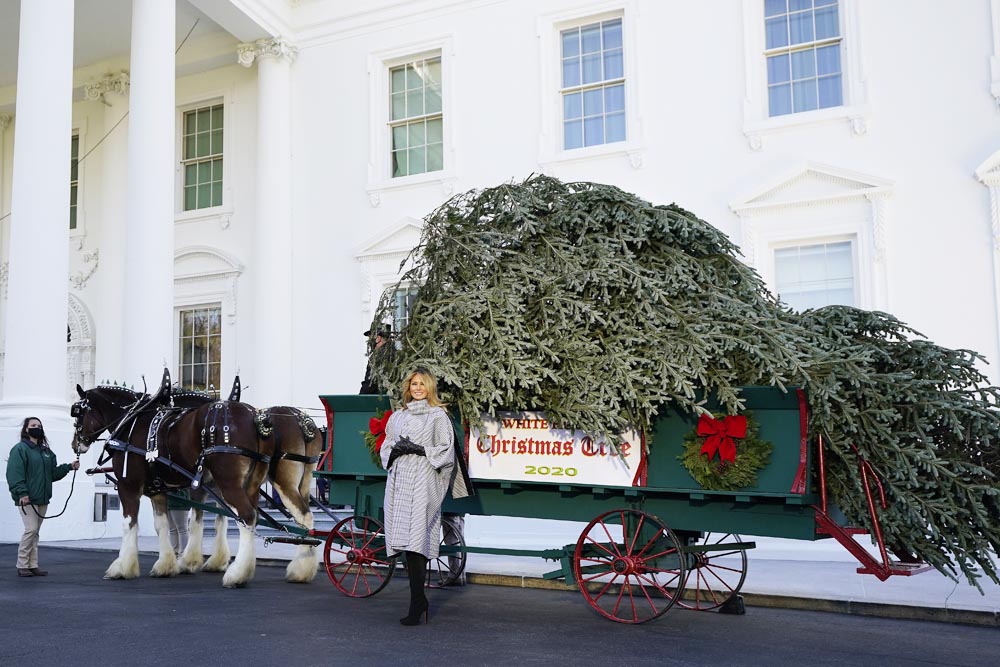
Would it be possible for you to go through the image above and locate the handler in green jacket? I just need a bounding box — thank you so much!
[6,417,79,577]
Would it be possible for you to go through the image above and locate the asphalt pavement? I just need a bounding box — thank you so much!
[2,545,999,667]
[16,516,1000,629]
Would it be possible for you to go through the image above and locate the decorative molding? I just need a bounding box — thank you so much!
[627,150,644,170]
[70,248,100,290]
[731,162,895,215]
[84,71,130,104]
[737,213,756,267]
[746,133,763,152]
[237,37,299,68]
[849,114,869,136]
[67,294,96,400]
[0,260,8,300]
[866,194,888,262]
[0,114,11,130]
[368,192,381,208]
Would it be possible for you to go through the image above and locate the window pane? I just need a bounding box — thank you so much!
[792,79,818,111]
[581,24,601,53]
[198,161,212,184]
[815,4,839,39]
[583,88,603,116]
[765,16,788,49]
[426,118,443,143]
[184,185,197,211]
[408,146,425,174]
[604,84,625,113]
[425,84,442,113]
[564,92,583,119]
[406,88,424,115]
[405,64,422,89]
[765,0,787,17]
[583,115,604,146]
[185,112,197,135]
[408,120,426,147]
[427,142,443,171]
[392,124,408,151]
[603,19,622,50]
[562,58,581,88]
[818,74,842,108]
[604,49,623,80]
[391,67,406,93]
[211,105,223,128]
[605,112,625,143]
[392,149,407,177]
[767,53,790,84]
[768,84,792,116]
[391,92,406,120]
[775,241,855,310]
[213,158,223,181]
[564,119,583,150]
[211,129,223,155]
[184,136,196,160]
[561,29,580,58]
[212,182,222,207]
[791,49,815,80]
[197,109,211,132]
[789,0,811,11]
[196,133,209,157]
[581,53,602,84]
[426,59,442,84]
[816,44,841,76]
[197,185,211,209]
[788,11,814,44]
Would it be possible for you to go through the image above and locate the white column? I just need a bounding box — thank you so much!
[239,38,297,406]
[85,73,130,383]
[0,0,77,541]
[123,0,175,387]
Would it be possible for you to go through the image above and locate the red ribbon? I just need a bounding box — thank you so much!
[697,414,747,464]
[370,410,393,453]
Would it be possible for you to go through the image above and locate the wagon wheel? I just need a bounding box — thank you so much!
[677,532,748,611]
[323,515,398,597]
[573,509,687,624]
[427,515,467,588]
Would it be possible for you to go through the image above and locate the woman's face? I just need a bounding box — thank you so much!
[27,418,42,431]
[409,375,428,401]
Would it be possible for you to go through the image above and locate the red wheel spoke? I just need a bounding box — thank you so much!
[598,520,623,559]
[624,513,645,555]
[583,534,619,559]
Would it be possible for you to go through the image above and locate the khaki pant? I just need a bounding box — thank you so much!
[16,503,47,569]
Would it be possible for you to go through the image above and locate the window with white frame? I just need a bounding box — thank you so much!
[560,18,625,150]
[765,0,842,117]
[181,104,224,210]
[178,305,222,395]
[393,285,421,332]
[389,57,443,178]
[69,133,79,229]
[774,240,855,310]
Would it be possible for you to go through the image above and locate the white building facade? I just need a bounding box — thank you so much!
[1,0,999,541]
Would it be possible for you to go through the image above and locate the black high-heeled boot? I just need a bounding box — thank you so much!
[400,551,429,626]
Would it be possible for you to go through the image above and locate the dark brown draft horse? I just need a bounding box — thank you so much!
[184,404,323,583]
[71,376,274,588]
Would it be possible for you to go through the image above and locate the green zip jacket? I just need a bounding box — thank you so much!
[6,439,72,506]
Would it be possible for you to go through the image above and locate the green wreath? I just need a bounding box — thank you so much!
[679,412,773,491]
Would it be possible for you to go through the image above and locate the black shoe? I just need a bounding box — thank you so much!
[17,568,34,577]
[400,600,429,626]
[30,568,48,576]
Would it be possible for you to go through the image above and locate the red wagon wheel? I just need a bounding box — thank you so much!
[676,532,748,611]
[323,515,398,597]
[573,509,687,624]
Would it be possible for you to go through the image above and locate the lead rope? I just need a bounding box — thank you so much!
[22,452,81,520]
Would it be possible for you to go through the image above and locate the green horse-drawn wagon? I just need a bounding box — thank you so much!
[313,387,927,624]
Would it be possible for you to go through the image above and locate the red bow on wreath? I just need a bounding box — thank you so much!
[697,414,747,464]
[369,410,393,453]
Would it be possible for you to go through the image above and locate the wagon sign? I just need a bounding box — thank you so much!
[468,411,645,486]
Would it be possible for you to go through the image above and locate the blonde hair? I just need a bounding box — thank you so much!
[401,368,445,408]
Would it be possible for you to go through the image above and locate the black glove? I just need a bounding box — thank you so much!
[386,436,426,470]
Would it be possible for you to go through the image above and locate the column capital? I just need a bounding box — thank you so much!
[84,71,130,103]
[237,37,298,68]
[0,114,11,130]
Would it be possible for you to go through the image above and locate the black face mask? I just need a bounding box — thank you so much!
[27,427,43,439]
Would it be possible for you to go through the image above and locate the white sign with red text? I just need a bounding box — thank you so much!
[467,412,644,486]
